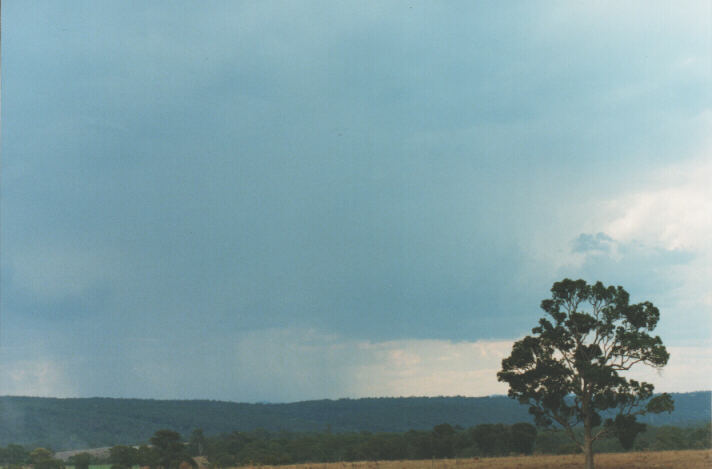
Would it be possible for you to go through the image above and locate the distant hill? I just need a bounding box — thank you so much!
[0,392,709,451]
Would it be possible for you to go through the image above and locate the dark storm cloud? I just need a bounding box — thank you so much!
[1,1,709,399]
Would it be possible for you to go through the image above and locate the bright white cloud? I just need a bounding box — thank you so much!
[628,345,712,393]
[350,339,513,397]
[521,152,712,346]
[523,154,706,327]
[597,156,712,320]
[603,158,712,252]
[348,337,712,399]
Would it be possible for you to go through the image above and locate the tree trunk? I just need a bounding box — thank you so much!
[584,435,594,469]
[583,416,595,469]
[581,384,595,469]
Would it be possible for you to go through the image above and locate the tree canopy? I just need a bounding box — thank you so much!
[498,279,674,469]
[150,430,196,469]
[29,448,62,469]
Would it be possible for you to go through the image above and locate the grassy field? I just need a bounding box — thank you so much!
[241,450,712,469]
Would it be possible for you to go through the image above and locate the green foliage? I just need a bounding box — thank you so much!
[108,440,160,469]
[431,424,456,458]
[136,445,159,467]
[150,430,195,469]
[606,414,646,450]
[468,424,511,456]
[510,423,537,454]
[533,423,712,455]
[201,422,538,464]
[646,393,675,414]
[108,446,138,468]
[200,422,710,465]
[67,453,93,469]
[498,279,674,461]
[188,429,206,457]
[30,448,54,463]
[30,448,63,469]
[1,423,709,468]
[0,444,30,465]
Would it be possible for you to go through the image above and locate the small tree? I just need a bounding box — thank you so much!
[150,430,196,469]
[498,279,674,469]
[137,445,160,468]
[430,423,456,458]
[29,448,62,469]
[67,453,93,469]
[509,423,537,455]
[109,445,138,469]
[3,444,30,465]
[188,429,207,457]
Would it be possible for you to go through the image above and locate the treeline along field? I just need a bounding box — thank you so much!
[172,423,712,466]
[1,423,709,468]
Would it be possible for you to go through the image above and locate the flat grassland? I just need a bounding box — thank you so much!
[246,450,711,469]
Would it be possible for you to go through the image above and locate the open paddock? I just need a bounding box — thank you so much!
[244,450,711,469]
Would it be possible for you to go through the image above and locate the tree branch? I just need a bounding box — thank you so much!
[592,426,612,442]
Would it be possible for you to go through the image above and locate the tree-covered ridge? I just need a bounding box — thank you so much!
[0,392,709,451]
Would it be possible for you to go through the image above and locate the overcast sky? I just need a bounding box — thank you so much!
[1,1,710,402]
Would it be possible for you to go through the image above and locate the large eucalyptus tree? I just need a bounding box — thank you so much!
[498,279,673,469]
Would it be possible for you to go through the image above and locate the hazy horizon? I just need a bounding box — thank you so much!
[1,1,710,402]
[1,390,710,406]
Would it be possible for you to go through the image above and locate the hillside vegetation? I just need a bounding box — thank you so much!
[0,392,708,450]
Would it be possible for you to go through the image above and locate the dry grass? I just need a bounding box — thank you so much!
[239,450,712,469]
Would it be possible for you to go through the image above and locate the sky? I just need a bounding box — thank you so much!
[1,1,710,402]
